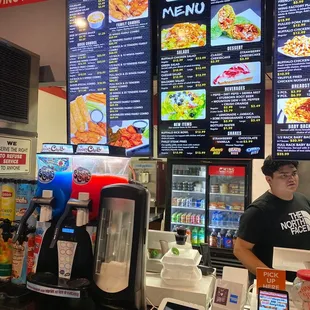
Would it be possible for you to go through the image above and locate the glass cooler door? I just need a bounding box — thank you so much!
[208,165,246,247]
[170,164,206,246]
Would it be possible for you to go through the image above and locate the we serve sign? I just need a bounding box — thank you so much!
[0,0,46,9]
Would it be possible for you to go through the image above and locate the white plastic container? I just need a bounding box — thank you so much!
[160,248,202,287]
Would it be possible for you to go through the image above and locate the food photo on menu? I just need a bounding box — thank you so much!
[211,62,261,86]
[211,0,261,46]
[278,35,310,58]
[108,120,150,154]
[70,93,107,144]
[161,22,206,50]
[277,97,310,124]
[109,0,148,22]
[161,90,206,121]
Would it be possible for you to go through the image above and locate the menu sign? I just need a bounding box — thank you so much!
[273,0,310,160]
[158,0,265,158]
[67,0,152,156]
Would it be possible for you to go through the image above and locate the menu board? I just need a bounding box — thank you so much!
[158,0,265,158]
[273,0,310,160]
[67,0,152,156]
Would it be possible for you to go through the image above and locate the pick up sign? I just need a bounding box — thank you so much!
[0,0,46,9]
[0,137,31,174]
[256,268,286,291]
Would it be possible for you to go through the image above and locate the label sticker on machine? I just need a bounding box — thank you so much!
[27,282,80,298]
[76,144,109,155]
[73,167,91,185]
[0,137,31,174]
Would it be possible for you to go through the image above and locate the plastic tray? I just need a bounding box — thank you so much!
[161,266,202,287]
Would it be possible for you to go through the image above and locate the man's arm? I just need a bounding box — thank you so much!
[233,237,268,275]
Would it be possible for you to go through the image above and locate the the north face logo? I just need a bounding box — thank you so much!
[280,211,310,235]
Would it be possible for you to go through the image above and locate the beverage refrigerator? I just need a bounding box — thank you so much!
[164,159,252,275]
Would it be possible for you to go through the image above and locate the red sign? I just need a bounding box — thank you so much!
[209,166,245,177]
[0,153,26,165]
[0,0,46,9]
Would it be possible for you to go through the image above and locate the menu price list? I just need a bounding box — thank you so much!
[68,0,152,156]
[158,0,265,159]
[273,0,310,160]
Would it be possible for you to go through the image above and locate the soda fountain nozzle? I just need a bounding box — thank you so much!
[49,196,92,249]
[12,192,55,243]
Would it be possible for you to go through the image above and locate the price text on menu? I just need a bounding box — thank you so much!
[273,0,310,160]
[67,0,152,156]
[158,0,265,158]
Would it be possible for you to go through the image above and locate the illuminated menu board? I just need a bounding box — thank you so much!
[158,0,265,158]
[67,0,152,156]
[273,0,310,160]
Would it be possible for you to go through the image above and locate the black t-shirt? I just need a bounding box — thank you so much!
[238,191,310,282]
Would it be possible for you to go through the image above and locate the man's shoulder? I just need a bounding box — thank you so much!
[248,191,273,211]
[294,192,310,205]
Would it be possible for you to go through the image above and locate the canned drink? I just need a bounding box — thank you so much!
[177,198,182,206]
[191,214,196,224]
[176,213,182,223]
[181,198,186,207]
[201,214,205,225]
[196,214,201,224]
[195,199,202,208]
[201,199,205,209]
[186,213,192,223]
[181,213,186,223]
[187,197,192,207]
[172,197,178,206]
[171,212,177,223]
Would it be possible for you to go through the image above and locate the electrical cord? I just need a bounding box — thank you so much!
[146,296,158,310]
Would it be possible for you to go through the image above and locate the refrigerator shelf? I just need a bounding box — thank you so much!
[172,190,205,194]
[209,208,243,213]
[209,193,244,197]
[209,225,238,230]
[172,206,205,211]
[172,222,204,228]
[172,174,206,178]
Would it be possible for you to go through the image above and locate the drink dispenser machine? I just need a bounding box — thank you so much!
[92,184,149,310]
[71,144,130,221]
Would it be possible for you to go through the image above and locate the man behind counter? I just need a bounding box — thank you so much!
[234,156,310,282]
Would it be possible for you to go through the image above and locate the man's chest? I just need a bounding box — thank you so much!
[270,208,310,248]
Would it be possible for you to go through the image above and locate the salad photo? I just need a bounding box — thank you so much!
[161,23,206,51]
[211,1,261,46]
[161,90,206,121]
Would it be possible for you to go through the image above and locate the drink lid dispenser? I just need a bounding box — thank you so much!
[72,144,130,221]
[92,184,149,310]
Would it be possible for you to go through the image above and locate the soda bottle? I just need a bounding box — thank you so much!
[217,232,222,248]
[209,229,217,247]
[233,230,238,248]
[198,228,205,244]
[196,214,201,225]
[220,229,226,248]
[192,227,198,246]
[201,214,205,225]
[212,211,218,226]
[224,230,233,249]
[218,211,223,226]
[186,227,192,243]
[176,213,182,223]
[181,213,186,223]
[222,212,228,227]
[171,212,177,223]
[186,213,192,223]
[191,214,196,224]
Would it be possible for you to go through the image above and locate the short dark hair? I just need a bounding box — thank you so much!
[261,155,299,177]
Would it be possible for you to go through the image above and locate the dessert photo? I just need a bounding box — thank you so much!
[211,62,261,86]
[211,0,261,46]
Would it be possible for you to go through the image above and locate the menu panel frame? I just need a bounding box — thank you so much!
[157,0,266,159]
[272,0,310,160]
[66,0,153,157]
